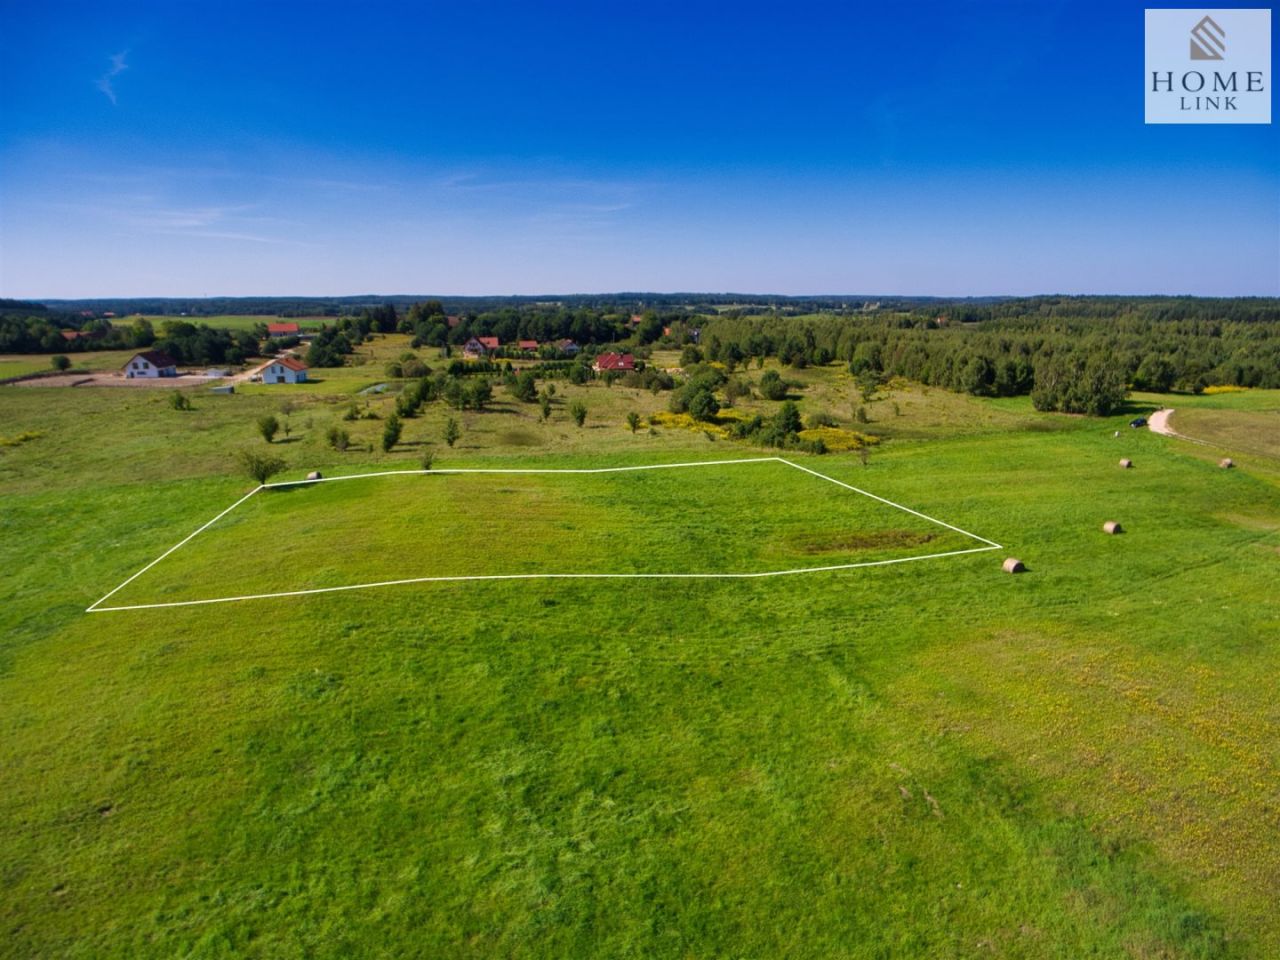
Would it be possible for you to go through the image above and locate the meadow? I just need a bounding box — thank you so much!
[132,315,331,333]
[1,341,1277,958]
[0,349,139,380]
[94,459,988,610]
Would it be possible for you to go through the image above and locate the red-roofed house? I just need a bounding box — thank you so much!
[593,353,635,373]
[446,315,463,328]
[123,351,178,378]
[478,336,500,351]
[267,322,300,337]
[629,314,643,326]
[518,339,539,352]
[262,356,309,384]
[462,337,488,358]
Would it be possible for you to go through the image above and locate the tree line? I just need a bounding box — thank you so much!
[693,301,1280,415]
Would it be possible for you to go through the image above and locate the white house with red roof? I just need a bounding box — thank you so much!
[592,352,635,373]
[262,356,309,384]
[267,322,300,337]
[123,350,178,378]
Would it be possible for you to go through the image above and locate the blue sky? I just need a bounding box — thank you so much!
[1,0,1277,297]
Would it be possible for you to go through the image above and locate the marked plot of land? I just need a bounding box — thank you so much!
[92,458,999,610]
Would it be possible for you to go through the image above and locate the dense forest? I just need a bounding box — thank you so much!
[694,299,1280,415]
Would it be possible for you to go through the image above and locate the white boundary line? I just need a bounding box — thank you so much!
[86,457,1003,612]
[85,486,265,612]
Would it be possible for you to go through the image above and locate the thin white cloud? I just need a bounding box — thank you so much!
[96,51,128,105]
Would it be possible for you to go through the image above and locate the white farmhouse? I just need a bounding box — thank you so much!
[122,351,178,378]
[263,356,309,384]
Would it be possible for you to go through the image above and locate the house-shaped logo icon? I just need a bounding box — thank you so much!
[1190,15,1225,60]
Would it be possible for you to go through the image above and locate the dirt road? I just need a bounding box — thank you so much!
[1148,408,1175,436]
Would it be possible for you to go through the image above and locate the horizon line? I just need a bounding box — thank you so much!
[18,290,1280,303]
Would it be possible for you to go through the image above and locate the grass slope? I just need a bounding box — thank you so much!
[97,460,984,609]
[1,362,1277,958]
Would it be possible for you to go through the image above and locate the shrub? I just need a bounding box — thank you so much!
[570,400,588,427]
[775,400,803,435]
[797,427,878,452]
[169,391,192,411]
[421,448,434,471]
[51,355,71,372]
[444,417,461,447]
[687,388,720,422]
[466,379,493,411]
[723,377,751,405]
[806,410,837,429]
[382,413,402,452]
[257,415,279,443]
[326,426,350,451]
[239,450,286,485]
[626,411,640,433]
[508,370,538,403]
[649,410,730,438]
[539,391,552,421]
[759,369,788,401]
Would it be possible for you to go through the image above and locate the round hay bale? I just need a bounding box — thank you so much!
[1219,458,1234,469]
[306,470,323,481]
[1002,557,1025,574]
[1119,458,1132,469]
[1103,520,1123,535]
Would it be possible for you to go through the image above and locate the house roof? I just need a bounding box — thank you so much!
[129,350,177,368]
[274,356,308,372]
[518,339,539,349]
[267,322,300,335]
[594,352,635,371]
[446,315,462,327]
[478,336,500,349]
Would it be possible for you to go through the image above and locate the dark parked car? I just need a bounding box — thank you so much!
[1130,417,1147,428]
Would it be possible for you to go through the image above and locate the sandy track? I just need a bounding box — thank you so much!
[1148,408,1176,436]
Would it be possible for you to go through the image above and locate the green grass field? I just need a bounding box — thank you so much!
[130,314,331,333]
[94,460,987,609]
[1,349,139,379]
[2,360,1277,958]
